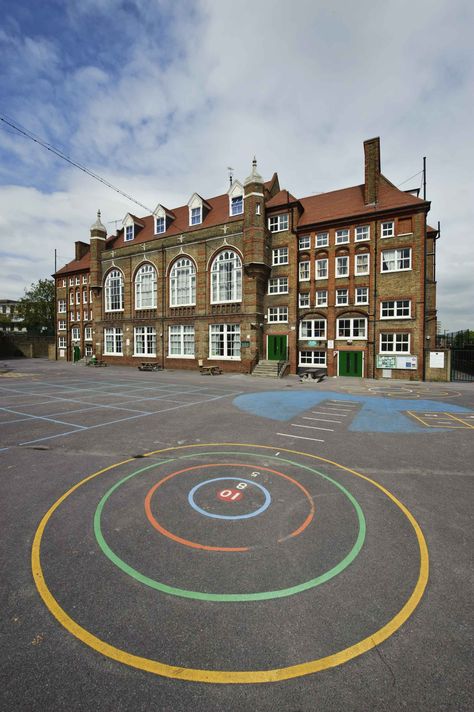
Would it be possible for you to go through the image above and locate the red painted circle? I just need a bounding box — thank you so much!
[144,463,316,552]
[217,488,243,502]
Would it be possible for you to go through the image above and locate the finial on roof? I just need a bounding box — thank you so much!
[244,156,263,186]
[90,209,107,234]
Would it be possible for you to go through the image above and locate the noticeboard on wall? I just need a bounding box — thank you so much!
[376,355,418,370]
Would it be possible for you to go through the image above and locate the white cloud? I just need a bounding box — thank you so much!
[0,0,473,330]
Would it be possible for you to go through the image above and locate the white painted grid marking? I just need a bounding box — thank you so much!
[291,423,334,432]
[277,433,325,443]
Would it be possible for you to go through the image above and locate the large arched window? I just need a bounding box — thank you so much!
[211,250,242,303]
[135,263,157,309]
[169,257,196,307]
[104,269,124,311]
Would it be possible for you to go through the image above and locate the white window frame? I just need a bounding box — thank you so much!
[85,344,93,356]
[336,255,349,277]
[69,278,74,286]
[125,224,134,242]
[230,195,243,215]
[135,263,157,310]
[268,277,288,294]
[211,250,242,304]
[315,258,328,280]
[170,258,196,307]
[379,332,410,353]
[209,323,241,360]
[381,221,395,238]
[381,248,412,272]
[336,289,349,306]
[355,287,369,305]
[75,276,80,286]
[61,279,66,287]
[58,336,66,349]
[104,269,124,312]
[268,306,288,323]
[355,225,370,242]
[335,229,349,245]
[155,216,165,234]
[380,300,411,319]
[299,319,327,340]
[190,206,202,225]
[298,235,310,250]
[84,326,93,341]
[103,327,123,355]
[134,326,157,357]
[168,325,195,358]
[299,292,310,308]
[268,214,289,232]
[355,253,370,275]
[76,290,81,305]
[71,327,80,341]
[58,300,66,313]
[272,247,289,265]
[299,351,327,367]
[69,291,74,305]
[316,290,328,307]
[82,290,88,304]
[299,260,310,281]
[58,320,66,331]
[336,318,367,340]
[316,232,329,247]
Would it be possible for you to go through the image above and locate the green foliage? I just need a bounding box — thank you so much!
[17,279,55,334]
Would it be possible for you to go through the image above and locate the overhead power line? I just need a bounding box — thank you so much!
[0,114,154,214]
[397,170,423,188]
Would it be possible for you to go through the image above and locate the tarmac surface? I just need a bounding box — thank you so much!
[1,358,473,711]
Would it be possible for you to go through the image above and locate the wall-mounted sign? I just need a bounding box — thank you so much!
[240,341,250,348]
[307,340,318,347]
[376,355,397,368]
[429,351,445,368]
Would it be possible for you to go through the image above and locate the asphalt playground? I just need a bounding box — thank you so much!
[1,359,473,711]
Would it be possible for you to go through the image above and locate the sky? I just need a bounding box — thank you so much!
[0,0,472,332]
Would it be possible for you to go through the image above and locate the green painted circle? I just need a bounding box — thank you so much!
[94,451,366,602]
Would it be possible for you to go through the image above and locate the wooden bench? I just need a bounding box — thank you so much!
[199,365,223,376]
[299,368,326,383]
[138,362,162,372]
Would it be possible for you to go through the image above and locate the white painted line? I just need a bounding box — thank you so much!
[327,401,358,406]
[277,433,325,442]
[292,423,334,432]
[302,416,342,424]
[310,411,349,417]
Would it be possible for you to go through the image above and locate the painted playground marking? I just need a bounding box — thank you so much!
[32,443,428,684]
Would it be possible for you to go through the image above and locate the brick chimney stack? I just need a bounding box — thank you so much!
[364,137,381,205]
[89,210,107,289]
[75,241,89,261]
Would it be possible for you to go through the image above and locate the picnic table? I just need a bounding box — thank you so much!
[199,365,223,375]
[138,362,162,372]
[299,368,326,383]
[86,358,107,367]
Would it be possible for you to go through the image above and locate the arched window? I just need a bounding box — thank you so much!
[104,269,124,311]
[135,263,157,309]
[211,250,242,303]
[169,258,196,307]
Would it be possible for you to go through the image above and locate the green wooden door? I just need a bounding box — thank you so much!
[267,335,287,361]
[339,351,363,377]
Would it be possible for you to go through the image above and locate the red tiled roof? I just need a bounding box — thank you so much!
[265,190,299,208]
[297,176,426,227]
[55,252,91,275]
[108,192,242,249]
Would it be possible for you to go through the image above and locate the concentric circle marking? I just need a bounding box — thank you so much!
[144,462,316,552]
[94,452,364,600]
[188,477,271,520]
[32,444,429,684]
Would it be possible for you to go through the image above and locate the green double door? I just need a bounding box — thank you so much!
[339,351,363,377]
[267,335,287,361]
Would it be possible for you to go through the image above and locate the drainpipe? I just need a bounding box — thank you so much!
[372,217,378,378]
[161,242,166,370]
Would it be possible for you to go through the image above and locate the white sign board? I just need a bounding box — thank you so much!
[429,351,445,368]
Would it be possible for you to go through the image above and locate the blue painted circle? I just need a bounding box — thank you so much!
[188,477,271,520]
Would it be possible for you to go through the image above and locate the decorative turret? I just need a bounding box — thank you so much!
[243,157,270,275]
[244,156,263,187]
[90,210,107,289]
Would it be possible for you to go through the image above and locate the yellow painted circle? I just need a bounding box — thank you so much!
[32,444,429,684]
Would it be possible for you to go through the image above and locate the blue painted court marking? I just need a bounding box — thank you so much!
[188,477,271,520]
[233,391,473,434]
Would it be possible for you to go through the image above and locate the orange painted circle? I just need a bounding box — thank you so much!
[144,463,315,552]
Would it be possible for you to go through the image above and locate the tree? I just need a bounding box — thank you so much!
[17,279,55,335]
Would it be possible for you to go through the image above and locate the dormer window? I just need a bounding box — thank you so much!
[228,179,244,217]
[125,225,134,241]
[155,217,165,234]
[153,204,174,235]
[191,207,202,225]
[231,195,243,215]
